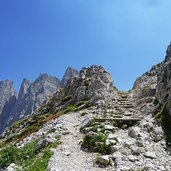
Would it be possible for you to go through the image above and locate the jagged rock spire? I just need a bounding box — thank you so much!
[61,67,79,87]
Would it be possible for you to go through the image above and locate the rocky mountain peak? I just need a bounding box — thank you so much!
[31,73,61,94]
[67,65,115,105]
[36,73,51,81]
[61,67,79,86]
[0,80,16,113]
[18,79,31,100]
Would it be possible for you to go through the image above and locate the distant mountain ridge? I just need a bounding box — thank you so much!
[0,67,79,134]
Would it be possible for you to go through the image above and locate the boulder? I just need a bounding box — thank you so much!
[104,125,115,132]
[96,155,110,165]
[144,151,156,159]
[80,118,92,130]
[128,155,139,162]
[128,127,141,139]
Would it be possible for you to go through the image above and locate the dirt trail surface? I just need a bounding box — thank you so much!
[48,112,110,171]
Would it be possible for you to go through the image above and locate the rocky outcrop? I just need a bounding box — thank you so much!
[156,43,171,115]
[39,65,117,115]
[131,43,171,116]
[65,65,116,105]
[130,64,161,110]
[61,67,79,87]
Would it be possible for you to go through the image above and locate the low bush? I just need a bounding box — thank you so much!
[82,132,111,154]
[0,138,60,170]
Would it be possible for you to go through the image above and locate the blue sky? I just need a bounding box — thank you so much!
[0,0,171,91]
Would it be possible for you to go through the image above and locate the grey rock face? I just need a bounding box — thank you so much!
[0,80,17,134]
[0,74,61,134]
[61,67,79,87]
[0,95,17,134]
[0,80,16,113]
[156,45,171,115]
[131,64,160,102]
[9,74,61,121]
[66,65,115,105]
[18,79,31,101]
[39,65,117,115]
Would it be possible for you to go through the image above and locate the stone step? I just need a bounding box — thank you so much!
[118,99,130,103]
[112,112,122,115]
[94,117,141,122]
[118,99,129,102]
[117,92,129,95]
[114,104,133,108]
[119,103,132,106]
[123,105,134,109]
[112,115,123,118]
[124,113,132,116]
[120,96,128,99]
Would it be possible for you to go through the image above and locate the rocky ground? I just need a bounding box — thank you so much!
[48,110,106,171]
[9,91,170,171]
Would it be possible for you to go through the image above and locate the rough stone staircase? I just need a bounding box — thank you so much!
[94,91,142,125]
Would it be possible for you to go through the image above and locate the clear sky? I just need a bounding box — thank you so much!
[0,0,171,91]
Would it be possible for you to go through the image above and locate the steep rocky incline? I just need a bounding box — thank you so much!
[156,43,171,115]
[131,43,171,116]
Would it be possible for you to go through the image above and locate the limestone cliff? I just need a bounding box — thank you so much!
[0,80,16,113]
[0,67,79,134]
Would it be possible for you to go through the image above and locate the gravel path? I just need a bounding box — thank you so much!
[48,112,107,171]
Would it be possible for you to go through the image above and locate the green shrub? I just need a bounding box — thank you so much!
[82,132,111,154]
[23,149,53,171]
[0,145,21,168]
[64,105,77,114]
[0,138,60,170]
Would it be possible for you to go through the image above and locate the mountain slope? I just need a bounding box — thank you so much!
[0,67,79,134]
[1,46,171,170]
